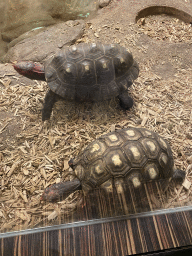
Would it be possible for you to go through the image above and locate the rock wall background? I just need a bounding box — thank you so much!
[0,0,98,60]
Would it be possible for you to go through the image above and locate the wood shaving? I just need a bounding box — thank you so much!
[137,15,192,43]
[0,14,192,233]
[182,178,192,190]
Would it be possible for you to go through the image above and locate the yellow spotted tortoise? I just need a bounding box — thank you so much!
[41,127,185,202]
[13,43,139,121]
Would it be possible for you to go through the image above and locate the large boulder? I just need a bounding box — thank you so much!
[1,0,98,42]
[3,20,85,63]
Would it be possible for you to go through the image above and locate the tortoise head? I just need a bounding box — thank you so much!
[13,61,45,81]
[41,179,81,202]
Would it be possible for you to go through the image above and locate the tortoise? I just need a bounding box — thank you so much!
[13,43,139,121]
[41,127,185,202]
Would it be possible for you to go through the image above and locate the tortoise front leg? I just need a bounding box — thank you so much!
[118,91,133,110]
[42,90,58,121]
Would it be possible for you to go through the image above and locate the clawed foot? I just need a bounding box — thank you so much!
[118,91,133,110]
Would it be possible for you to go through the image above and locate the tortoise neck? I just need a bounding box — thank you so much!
[72,178,82,190]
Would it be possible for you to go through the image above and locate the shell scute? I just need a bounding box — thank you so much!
[78,59,96,86]
[66,45,84,61]
[121,127,142,141]
[95,56,115,85]
[140,138,160,159]
[114,53,133,78]
[89,159,111,185]
[104,149,130,176]
[87,43,104,58]
[83,140,107,163]
[123,141,147,165]
[102,132,124,147]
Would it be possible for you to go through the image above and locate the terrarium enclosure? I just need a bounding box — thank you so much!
[0,0,192,239]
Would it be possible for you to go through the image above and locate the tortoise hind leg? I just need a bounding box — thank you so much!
[118,91,133,110]
[42,90,58,121]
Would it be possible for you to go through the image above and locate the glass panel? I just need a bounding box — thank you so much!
[1,177,192,234]
[0,1,192,238]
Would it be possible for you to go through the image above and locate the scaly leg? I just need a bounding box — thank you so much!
[42,90,58,121]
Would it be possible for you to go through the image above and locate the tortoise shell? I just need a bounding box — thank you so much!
[71,127,174,192]
[45,43,139,101]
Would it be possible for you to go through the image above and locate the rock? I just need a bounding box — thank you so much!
[8,27,49,49]
[1,14,56,43]
[0,0,5,25]
[1,0,98,43]
[0,63,16,77]
[0,40,7,60]
[3,20,85,63]
[99,0,111,8]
